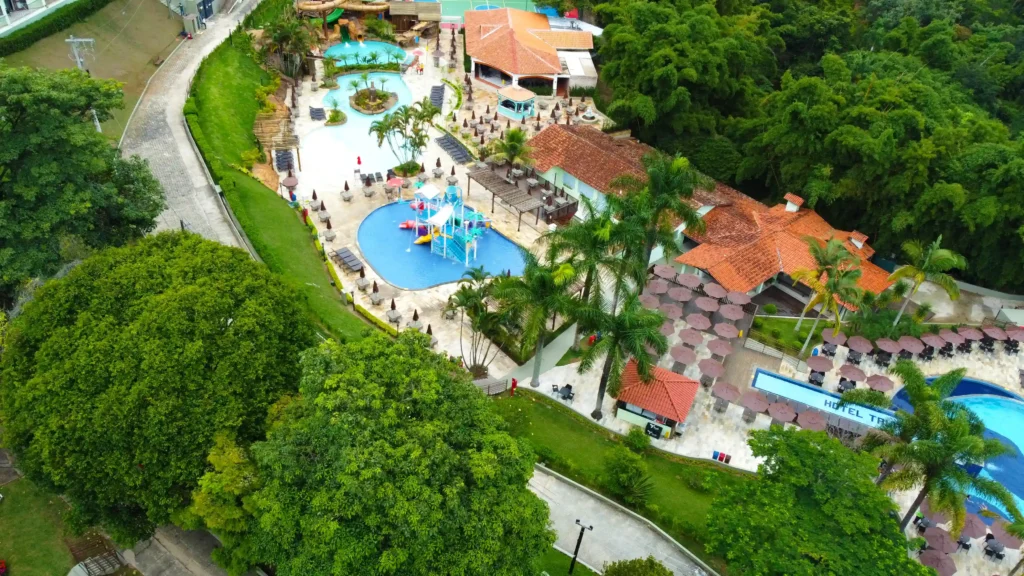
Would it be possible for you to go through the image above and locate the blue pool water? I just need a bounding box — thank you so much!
[358,202,526,290]
[323,41,407,65]
[893,378,1024,520]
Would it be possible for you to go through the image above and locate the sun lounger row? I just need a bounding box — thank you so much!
[436,134,471,163]
[332,247,364,273]
[274,150,294,171]
[429,85,445,110]
[309,107,326,121]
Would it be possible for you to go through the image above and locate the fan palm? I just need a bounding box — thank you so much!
[490,128,533,168]
[793,264,862,355]
[888,235,967,325]
[792,237,859,331]
[608,152,711,270]
[575,292,667,420]
[492,252,579,388]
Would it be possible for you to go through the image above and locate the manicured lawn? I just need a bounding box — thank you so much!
[191,41,367,341]
[493,391,749,573]
[556,339,589,367]
[749,315,826,357]
[0,478,74,576]
[537,547,597,576]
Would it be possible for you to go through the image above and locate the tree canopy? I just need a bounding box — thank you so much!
[0,232,314,543]
[704,427,934,576]
[0,65,164,306]
[184,333,553,576]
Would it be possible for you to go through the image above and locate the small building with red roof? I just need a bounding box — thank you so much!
[615,360,700,439]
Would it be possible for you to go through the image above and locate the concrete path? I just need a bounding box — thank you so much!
[118,3,257,247]
[504,322,578,386]
[529,467,711,576]
[129,526,235,576]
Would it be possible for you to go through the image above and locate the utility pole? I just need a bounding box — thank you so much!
[568,519,593,575]
[65,35,102,133]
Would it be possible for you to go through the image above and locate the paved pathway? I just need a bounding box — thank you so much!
[118,5,256,247]
[504,322,578,386]
[529,467,711,576]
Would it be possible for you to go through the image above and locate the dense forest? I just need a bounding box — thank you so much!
[555,0,1024,292]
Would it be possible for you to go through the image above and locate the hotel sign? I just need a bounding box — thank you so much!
[751,368,896,428]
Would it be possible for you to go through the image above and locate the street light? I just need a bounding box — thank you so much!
[569,519,593,575]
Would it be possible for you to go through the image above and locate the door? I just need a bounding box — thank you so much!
[198,0,212,20]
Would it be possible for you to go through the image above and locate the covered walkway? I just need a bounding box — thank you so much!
[466,166,544,231]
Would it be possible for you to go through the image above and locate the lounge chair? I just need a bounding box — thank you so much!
[374,172,383,183]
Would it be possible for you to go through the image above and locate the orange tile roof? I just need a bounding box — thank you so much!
[464,8,565,76]
[530,30,594,50]
[617,360,700,423]
[783,193,805,207]
[528,124,652,193]
[676,189,893,297]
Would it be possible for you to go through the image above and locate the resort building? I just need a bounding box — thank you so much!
[615,360,700,439]
[463,7,596,95]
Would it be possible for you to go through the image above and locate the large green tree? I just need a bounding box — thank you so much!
[0,232,314,543]
[705,428,934,576]
[0,65,164,307]
[888,235,967,324]
[184,333,553,576]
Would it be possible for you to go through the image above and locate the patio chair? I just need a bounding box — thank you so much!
[375,172,384,183]
[567,392,575,403]
[552,384,560,395]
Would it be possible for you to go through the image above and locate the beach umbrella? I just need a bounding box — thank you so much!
[899,335,925,354]
[918,550,956,576]
[711,381,740,402]
[695,296,719,313]
[659,321,676,337]
[703,283,728,299]
[387,177,404,188]
[670,345,697,366]
[740,390,769,413]
[648,279,670,295]
[390,299,396,311]
[797,411,827,431]
[726,291,751,305]
[768,402,796,422]
[653,264,676,279]
[436,157,442,168]
[320,200,326,211]
[920,333,946,349]
[659,303,683,320]
[311,190,318,201]
[923,527,958,554]
[344,181,350,192]
[866,374,894,392]
[847,335,873,354]
[282,175,298,188]
[961,514,987,540]
[676,273,702,289]
[991,520,1024,548]
[920,500,949,524]
[326,220,332,230]
[667,287,693,303]
[713,323,739,339]
[719,304,745,322]
[372,281,379,293]
[822,330,848,346]
[698,358,725,379]
[875,338,902,355]
[639,293,660,309]
[678,328,705,348]
[957,326,983,340]
[839,364,866,381]
[983,325,1008,340]
[686,314,711,331]
[806,355,833,373]
[1006,328,1024,342]
[707,339,734,357]
[485,104,490,114]
[939,328,965,345]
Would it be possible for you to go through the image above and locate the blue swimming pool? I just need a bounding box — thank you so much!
[358,202,527,290]
[323,41,407,65]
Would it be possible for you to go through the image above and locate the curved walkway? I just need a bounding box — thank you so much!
[118,5,257,247]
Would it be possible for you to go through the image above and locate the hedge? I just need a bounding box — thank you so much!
[461,29,470,73]
[0,0,118,57]
[356,304,399,336]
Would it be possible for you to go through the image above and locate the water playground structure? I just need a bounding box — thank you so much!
[296,0,389,41]
[400,184,492,267]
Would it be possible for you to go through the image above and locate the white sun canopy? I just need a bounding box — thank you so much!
[417,183,442,200]
[426,204,454,227]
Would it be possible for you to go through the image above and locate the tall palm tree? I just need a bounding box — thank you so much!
[575,292,667,420]
[792,237,859,331]
[445,267,508,377]
[608,152,711,269]
[490,128,533,169]
[492,252,579,388]
[794,265,863,355]
[1007,519,1024,575]
[888,235,967,325]
[263,15,313,78]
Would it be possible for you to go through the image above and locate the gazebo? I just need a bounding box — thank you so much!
[496,85,536,120]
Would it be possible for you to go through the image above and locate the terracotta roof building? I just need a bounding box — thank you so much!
[464,8,596,95]
[528,124,652,197]
[615,360,700,439]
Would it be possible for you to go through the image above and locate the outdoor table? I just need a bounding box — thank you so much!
[987,539,1005,554]
[526,178,539,189]
[417,173,430,183]
[838,379,856,393]
[370,292,385,306]
[822,343,837,357]
[386,309,402,325]
[318,211,331,222]
[433,167,445,178]
[559,385,573,400]
[809,372,825,386]
[917,517,934,530]
[356,277,371,291]
[511,168,525,179]
[447,176,459,185]
[847,350,862,364]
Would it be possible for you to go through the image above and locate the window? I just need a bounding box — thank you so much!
[561,171,578,190]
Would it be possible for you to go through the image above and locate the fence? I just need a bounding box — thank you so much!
[743,337,806,373]
[474,377,510,396]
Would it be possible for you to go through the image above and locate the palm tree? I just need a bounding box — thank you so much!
[608,152,711,272]
[445,267,508,377]
[792,237,859,331]
[378,77,389,96]
[492,252,578,389]
[367,50,380,66]
[1007,519,1024,575]
[888,235,967,325]
[575,292,667,420]
[793,265,862,355]
[358,72,372,94]
[348,79,361,94]
[263,15,313,78]
[490,128,533,168]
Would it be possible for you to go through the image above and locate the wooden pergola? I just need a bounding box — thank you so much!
[254,108,301,169]
[466,167,544,231]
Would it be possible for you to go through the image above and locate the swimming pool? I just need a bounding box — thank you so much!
[357,202,526,290]
[323,41,407,65]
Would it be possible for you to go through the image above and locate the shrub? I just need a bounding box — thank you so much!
[355,304,398,336]
[604,557,673,576]
[240,148,262,170]
[763,303,778,315]
[364,18,395,42]
[0,0,118,56]
[327,109,346,124]
[770,328,782,339]
[569,86,597,98]
[462,29,471,73]
[685,470,714,493]
[603,446,653,507]
[752,318,764,330]
[624,427,651,454]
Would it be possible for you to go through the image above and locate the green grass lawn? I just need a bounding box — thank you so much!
[537,547,597,576]
[493,391,749,573]
[191,40,367,341]
[749,315,827,358]
[0,478,75,576]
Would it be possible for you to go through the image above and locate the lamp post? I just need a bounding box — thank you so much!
[569,519,593,575]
